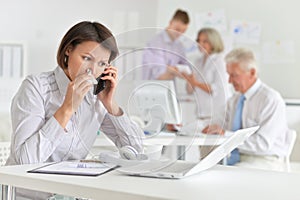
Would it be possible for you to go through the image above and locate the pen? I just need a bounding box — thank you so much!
[80,159,103,163]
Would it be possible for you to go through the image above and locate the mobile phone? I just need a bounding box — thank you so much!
[93,73,107,95]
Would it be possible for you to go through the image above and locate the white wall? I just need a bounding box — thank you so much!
[0,0,158,75]
[157,0,300,99]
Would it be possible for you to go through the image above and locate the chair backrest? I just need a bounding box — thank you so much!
[284,129,297,172]
[0,141,10,166]
[286,130,297,159]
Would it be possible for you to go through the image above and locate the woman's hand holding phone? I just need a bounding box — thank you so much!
[97,66,122,116]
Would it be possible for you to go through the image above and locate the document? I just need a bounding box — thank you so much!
[176,64,192,75]
[27,160,119,176]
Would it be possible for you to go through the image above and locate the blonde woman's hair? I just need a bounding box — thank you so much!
[196,28,224,54]
[225,47,257,71]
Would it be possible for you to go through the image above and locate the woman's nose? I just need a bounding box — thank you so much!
[86,67,96,78]
[89,64,97,75]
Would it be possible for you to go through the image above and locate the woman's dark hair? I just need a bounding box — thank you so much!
[57,21,119,69]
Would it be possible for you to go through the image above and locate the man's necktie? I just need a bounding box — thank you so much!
[227,94,246,165]
[232,94,246,131]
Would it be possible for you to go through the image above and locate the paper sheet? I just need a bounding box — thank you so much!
[28,160,118,176]
[195,9,227,33]
[230,20,261,44]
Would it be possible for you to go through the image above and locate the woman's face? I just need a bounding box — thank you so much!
[197,33,213,55]
[65,41,111,80]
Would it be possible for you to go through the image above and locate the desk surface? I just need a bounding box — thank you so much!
[94,132,226,146]
[0,163,299,200]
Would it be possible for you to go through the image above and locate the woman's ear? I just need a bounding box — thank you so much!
[65,46,73,56]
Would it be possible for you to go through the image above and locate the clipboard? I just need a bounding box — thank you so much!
[27,160,119,177]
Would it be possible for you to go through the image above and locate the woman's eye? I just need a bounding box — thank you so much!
[83,56,92,61]
[98,62,108,67]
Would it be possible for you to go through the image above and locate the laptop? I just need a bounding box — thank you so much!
[119,126,259,179]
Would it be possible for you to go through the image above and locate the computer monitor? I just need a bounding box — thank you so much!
[115,80,182,134]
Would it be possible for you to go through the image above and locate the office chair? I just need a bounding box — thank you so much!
[285,129,297,172]
[0,141,10,166]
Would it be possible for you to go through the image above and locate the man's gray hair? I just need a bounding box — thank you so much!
[225,48,257,71]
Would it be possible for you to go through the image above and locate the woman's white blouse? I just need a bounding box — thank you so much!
[6,67,144,165]
[192,53,231,123]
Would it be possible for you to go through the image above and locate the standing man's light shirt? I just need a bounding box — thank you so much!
[142,30,188,80]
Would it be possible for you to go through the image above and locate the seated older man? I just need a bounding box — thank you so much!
[202,47,291,171]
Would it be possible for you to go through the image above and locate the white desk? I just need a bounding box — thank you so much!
[1,163,300,200]
[94,132,226,146]
[94,132,227,161]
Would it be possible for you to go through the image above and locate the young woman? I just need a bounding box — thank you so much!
[6,21,144,199]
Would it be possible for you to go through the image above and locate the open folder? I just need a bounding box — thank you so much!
[27,160,118,177]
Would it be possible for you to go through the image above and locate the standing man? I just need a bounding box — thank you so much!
[142,9,190,80]
[202,47,291,171]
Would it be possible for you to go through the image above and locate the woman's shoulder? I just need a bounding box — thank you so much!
[208,52,225,61]
[22,69,56,94]
[206,53,226,70]
[26,70,53,80]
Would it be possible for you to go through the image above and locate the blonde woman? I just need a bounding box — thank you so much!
[184,28,231,124]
